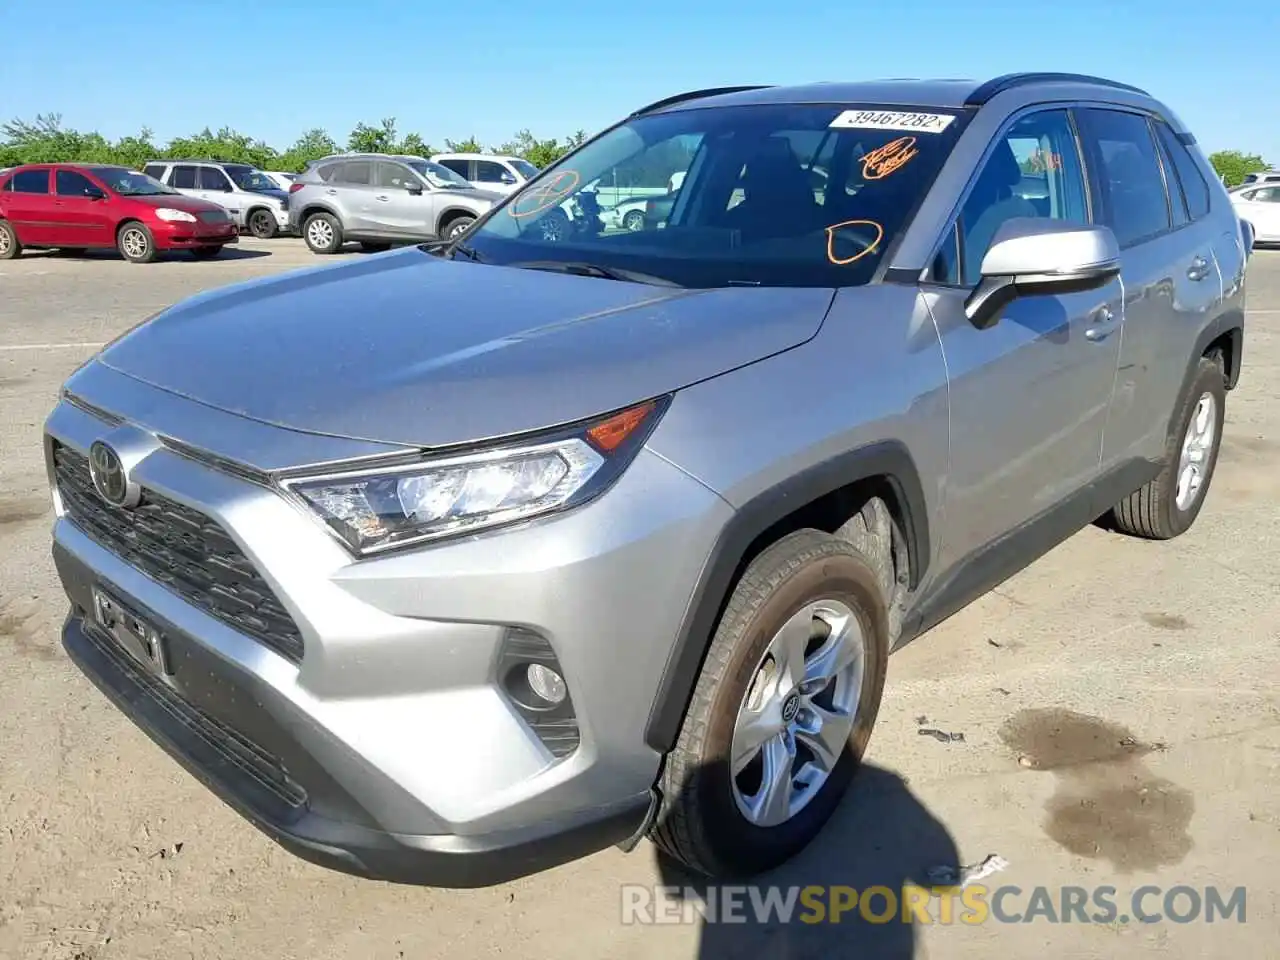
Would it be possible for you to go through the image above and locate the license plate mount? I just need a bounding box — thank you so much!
[91,585,171,677]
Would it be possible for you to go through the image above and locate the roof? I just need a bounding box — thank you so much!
[635,73,1152,116]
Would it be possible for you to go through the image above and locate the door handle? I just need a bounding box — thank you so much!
[1187,255,1211,281]
[325,189,337,196]
[375,195,390,201]
[1085,306,1118,341]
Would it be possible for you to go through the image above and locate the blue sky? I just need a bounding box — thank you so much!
[3,0,1276,164]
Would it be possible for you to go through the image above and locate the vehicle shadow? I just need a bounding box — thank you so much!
[652,762,959,960]
[42,247,274,263]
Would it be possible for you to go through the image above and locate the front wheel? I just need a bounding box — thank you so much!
[0,220,22,259]
[650,528,889,879]
[117,222,157,263]
[623,209,645,232]
[247,208,278,239]
[303,212,343,254]
[1109,354,1226,539]
[443,216,475,240]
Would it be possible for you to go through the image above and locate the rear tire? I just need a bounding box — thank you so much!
[303,211,343,254]
[117,222,157,263]
[247,207,277,239]
[0,220,20,259]
[189,245,223,259]
[1109,354,1226,539]
[649,528,889,879]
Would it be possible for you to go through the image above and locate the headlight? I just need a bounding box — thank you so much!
[155,208,197,222]
[280,398,667,555]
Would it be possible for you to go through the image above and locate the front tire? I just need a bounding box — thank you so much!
[650,528,889,879]
[1110,354,1226,539]
[0,220,22,259]
[247,208,278,239]
[303,212,343,254]
[442,215,475,240]
[623,209,645,232]
[117,222,156,263]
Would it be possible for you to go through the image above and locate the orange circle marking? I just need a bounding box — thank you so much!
[509,170,582,218]
[861,137,919,181]
[825,219,884,266]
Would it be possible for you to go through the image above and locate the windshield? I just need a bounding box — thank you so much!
[225,165,280,192]
[407,159,472,189]
[89,167,176,196]
[511,158,539,179]
[463,103,966,287]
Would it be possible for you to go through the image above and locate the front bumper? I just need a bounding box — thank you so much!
[44,378,730,883]
[152,220,239,249]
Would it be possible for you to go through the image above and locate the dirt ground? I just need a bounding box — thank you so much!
[1,240,1278,959]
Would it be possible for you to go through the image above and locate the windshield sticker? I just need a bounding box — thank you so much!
[825,219,884,266]
[829,110,956,134]
[509,170,581,219]
[861,136,919,180]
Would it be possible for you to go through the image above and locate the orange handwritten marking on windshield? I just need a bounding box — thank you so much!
[861,137,919,180]
[825,219,884,266]
[509,170,581,218]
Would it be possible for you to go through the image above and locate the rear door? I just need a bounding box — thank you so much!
[50,168,113,246]
[3,168,56,243]
[168,164,201,200]
[1075,108,1222,469]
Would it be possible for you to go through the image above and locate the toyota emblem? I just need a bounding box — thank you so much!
[89,441,130,506]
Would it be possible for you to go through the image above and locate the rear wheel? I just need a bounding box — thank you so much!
[303,212,343,254]
[0,220,21,259]
[247,208,278,239]
[117,222,156,263]
[650,529,889,878]
[1109,354,1226,539]
[189,245,223,259]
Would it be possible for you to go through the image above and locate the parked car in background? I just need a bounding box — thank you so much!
[288,152,502,253]
[142,160,290,239]
[430,153,539,195]
[1240,170,1280,187]
[1231,183,1280,245]
[263,171,297,191]
[42,73,1247,888]
[0,163,237,262]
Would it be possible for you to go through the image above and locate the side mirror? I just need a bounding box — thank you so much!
[964,218,1120,330]
[500,172,517,185]
[406,182,424,195]
[84,186,107,200]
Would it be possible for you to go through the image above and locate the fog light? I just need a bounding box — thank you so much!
[526,663,567,705]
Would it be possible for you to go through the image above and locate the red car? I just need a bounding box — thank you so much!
[0,163,239,263]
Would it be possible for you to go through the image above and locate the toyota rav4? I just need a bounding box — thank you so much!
[45,73,1249,887]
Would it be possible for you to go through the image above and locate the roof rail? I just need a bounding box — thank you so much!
[629,85,774,117]
[965,72,1149,106]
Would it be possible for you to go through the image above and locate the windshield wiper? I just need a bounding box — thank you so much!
[510,260,681,287]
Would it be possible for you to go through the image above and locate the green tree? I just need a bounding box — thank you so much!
[348,118,398,154]
[276,127,339,172]
[444,136,486,154]
[1208,150,1269,188]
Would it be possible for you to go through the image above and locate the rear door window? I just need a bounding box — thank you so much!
[170,165,199,189]
[1077,108,1172,248]
[1152,122,1211,221]
[143,164,167,180]
[437,158,471,179]
[12,169,50,193]
[334,161,372,185]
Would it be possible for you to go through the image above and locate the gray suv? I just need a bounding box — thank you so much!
[288,153,502,254]
[44,73,1248,887]
[142,160,291,239]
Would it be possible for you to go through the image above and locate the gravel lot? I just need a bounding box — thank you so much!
[2,239,1278,959]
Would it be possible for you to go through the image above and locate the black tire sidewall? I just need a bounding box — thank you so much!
[1161,359,1227,535]
[446,217,474,239]
[694,545,888,875]
[249,209,276,239]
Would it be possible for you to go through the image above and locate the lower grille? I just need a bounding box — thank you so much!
[197,209,228,223]
[53,443,305,662]
[82,621,308,815]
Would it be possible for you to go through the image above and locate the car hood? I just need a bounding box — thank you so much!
[97,247,833,449]
[125,193,226,213]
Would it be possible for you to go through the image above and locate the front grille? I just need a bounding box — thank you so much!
[197,210,228,223]
[81,622,308,816]
[54,444,305,663]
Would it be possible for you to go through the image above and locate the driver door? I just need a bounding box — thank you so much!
[924,107,1123,574]
[373,161,440,239]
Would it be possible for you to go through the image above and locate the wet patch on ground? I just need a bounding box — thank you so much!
[0,602,59,662]
[0,496,50,528]
[1141,612,1190,631]
[999,708,1192,872]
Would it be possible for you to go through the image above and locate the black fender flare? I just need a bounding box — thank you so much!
[643,439,931,752]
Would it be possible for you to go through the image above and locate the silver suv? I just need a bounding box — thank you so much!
[288,153,502,254]
[45,73,1248,887]
[142,160,291,239]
